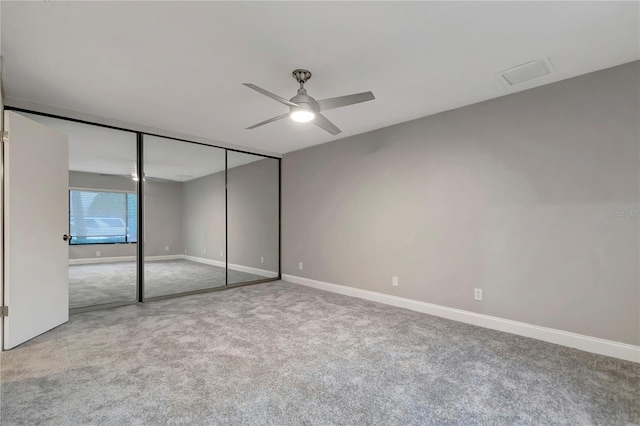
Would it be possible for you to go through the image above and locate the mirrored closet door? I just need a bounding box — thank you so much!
[143,135,227,299]
[14,109,281,313]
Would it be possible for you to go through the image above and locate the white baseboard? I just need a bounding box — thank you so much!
[70,254,278,278]
[145,255,184,262]
[69,256,136,265]
[69,254,182,265]
[185,255,278,278]
[282,274,640,363]
[183,255,226,268]
[228,263,278,278]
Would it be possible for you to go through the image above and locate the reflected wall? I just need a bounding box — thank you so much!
[143,135,227,298]
[227,152,279,285]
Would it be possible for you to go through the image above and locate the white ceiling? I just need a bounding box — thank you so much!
[3,1,639,155]
[23,112,265,182]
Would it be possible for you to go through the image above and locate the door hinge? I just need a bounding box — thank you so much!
[2,131,8,143]
[0,306,7,317]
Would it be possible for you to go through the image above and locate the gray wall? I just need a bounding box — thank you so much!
[144,180,184,257]
[282,61,640,345]
[182,171,226,262]
[68,171,136,259]
[182,158,279,273]
[228,158,279,272]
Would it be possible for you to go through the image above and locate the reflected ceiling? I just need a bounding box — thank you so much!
[23,113,265,182]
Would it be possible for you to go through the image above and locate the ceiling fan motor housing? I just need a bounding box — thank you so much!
[290,92,319,113]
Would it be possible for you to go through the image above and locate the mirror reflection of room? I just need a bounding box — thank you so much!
[142,138,280,297]
[143,136,228,298]
[16,115,281,307]
[24,113,138,310]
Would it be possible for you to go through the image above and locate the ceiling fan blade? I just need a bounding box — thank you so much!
[243,83,299,108]
[246,113,289,130]
[317,91,375,112]
[313,113,342,135]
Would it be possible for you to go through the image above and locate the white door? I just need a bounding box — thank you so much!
[3,111,69,349]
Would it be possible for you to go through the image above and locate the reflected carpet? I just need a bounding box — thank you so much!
[69,259,264,308]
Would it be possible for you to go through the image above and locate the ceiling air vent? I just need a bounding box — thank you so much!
[497,57,554,87]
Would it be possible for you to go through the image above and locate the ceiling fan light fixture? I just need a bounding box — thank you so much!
[290,109,315,123]
[244,69,374,135]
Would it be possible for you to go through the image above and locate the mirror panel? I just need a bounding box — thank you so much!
[19,112,280,308]
[143,135,226,298]
[24,113,138,309]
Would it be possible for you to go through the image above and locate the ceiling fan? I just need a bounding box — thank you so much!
[243,69,375,136]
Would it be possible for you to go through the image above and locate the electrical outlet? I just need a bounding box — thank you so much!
[299,262,303,270]
[474,288,483,301]
[165,246,169,252]
[184,249,187,255]
[220,250,224,257]
[261,256,264,264]
[203,249,206,255]
[96,251,101,257]
[392,276,399,287]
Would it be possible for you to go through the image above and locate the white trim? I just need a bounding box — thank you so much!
[145,255,184,262]
[282,274,640,363]
[69,254,278,278]
[228,263,278,278]
[69,254,182,265]
[183,254,226,268]
[185,255,278,278]
[69,256,135,265]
